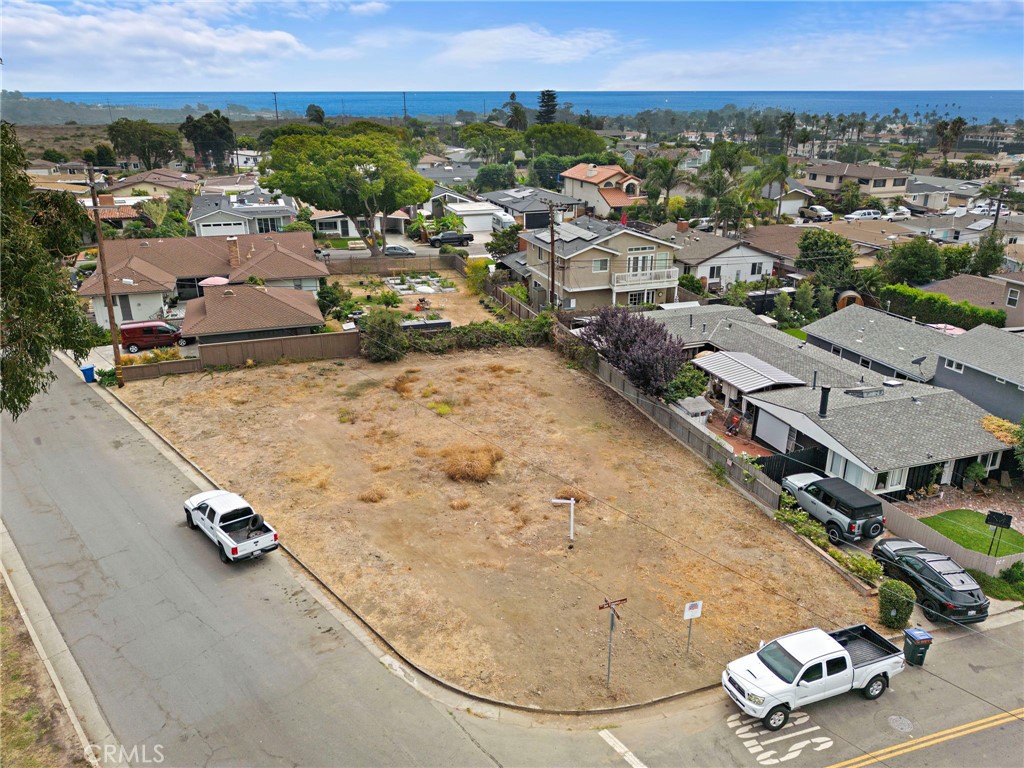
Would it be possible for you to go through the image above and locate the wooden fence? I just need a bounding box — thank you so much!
[577,346,782,512]
[324,254,450,275]
[879,499,1024,577]
[486,281,538,320]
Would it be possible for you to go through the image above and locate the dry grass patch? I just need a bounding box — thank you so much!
[420,384,438,398]
[555,484,593,504]
[388,373,421,397]
[282,464,333,490]
[487,363,519,375]
[439,444,504,482]
[449,498,471,511]
[337,407,355,424]
[371,463,392,473]
[427,399,454,416]
[340,380,381,399]
[357,485,389,503]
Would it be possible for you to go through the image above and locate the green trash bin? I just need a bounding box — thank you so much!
[903,628,933,666]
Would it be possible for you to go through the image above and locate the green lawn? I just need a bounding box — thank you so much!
[968,568,1024,603]
[920,508,1024,556]
[783,328,807,341]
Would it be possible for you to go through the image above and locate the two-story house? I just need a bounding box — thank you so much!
[106,168,202,198]
[560,164,646,218]
[478,187,586,230]
[188,187,299,237]
[932,324,1024,422]
[802,162,909,202]
[520,217,678,310]
[920,273,1023,327]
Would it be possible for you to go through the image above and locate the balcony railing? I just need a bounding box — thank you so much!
[612,267,679,288]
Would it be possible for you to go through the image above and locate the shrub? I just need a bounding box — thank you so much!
[464,260,491,294]
[1000,560,1024,585]
[879,283,1005,329]
[879,578,916,629]
[664,363,708,402]
[377,290,401,308]
[846,552,884,583]
[317,279,352,314]
[359,308,408,362]
[677,273,705,296]
[439,444,504,482]
[95,367,118,387]
[963,461,988,483]
[405,315,552,355]
[85,323,111,346]
[503,283,529,303]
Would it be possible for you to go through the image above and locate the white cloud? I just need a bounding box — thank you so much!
[349,1,389,16]
[433,24,619,65]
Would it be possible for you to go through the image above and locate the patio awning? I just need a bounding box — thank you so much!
[694,351,804,394]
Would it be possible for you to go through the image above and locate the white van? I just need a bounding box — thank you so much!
[492,211,517,232]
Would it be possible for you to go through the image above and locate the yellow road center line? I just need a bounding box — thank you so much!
[826,708,1024,768]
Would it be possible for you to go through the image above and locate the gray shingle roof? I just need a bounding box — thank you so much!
[479,187,583,214]
[748,385,1008,471]
[520,216,675,258]
[643,305,761,347]
[803,304,946,380]
[188,187,297,222]
[935,324,1024,385]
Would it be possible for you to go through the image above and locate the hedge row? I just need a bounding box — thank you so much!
[879,283,1005,329]
[405,316,553,355]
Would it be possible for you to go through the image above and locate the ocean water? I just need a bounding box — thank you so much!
[21,90,1024,122]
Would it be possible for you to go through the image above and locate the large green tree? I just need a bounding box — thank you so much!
[796,229,856,289]
[523,124,604,157]
[474,163,516,192]
[1,122,94,420]
[884,237,945,285]
[265,133,431,256]
[106,118,181,170]
[971,231,1006,276]
[179,110,235,173]
[536,90,558,125]
[459,123,521,163]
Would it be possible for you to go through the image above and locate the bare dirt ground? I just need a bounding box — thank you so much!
[1,581,88,768]
[118,347,873,709]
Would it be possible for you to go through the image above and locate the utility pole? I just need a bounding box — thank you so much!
[548,201,558,308]
[273,92,280,124]
[598,598,627,687]
[992,186,1010,233]
[402,92,408,121]
[87,166,124,388]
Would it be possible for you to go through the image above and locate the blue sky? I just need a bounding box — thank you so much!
[3,0,1023,91]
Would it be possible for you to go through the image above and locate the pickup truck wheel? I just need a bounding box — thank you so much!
[827,525,843,545]
[219,545,231,564]
[185,510,195,530]
[763,705,789,731]
[863,674,887,700]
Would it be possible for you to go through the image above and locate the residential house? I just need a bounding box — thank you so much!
[647,224,776,293]
[415,153,450,171]
[442,201,504,233]
[761,177,816,218]
[816,219,916,262]
[478,187,586,230]
[106,169,201,197]
[904,180,951,212]
[201,172,261,195]
[80,194,142,230]
[650,305,1010,496]
[909,175,985,209]
[188,187,298,237]
[229,148,265,170]
[519,217,678,309]
[932,324,1024,422]
[741,224,814,270]
[180,284,324,344]
[559,163,645,218]
[77,232,327,328]
[920,274,1023,327]
[802,162,909,201]
[417,162,478,187]
[802,304,946,382]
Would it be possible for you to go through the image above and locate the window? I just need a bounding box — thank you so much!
[316,221,335,232]
[627,255,654,273]
[750,262,763,276]
[809,173,818,180]
[592,258,609,273]
[825,175,834,183]
[944,359,964,373]
[1008,289,1019,308]
[893,178,907,187]
[256,217,279,233]
[996,377,1006,384]
[627,290,654,306]
[873,179,886,188]
[826,657,849,676]
[831,345,842,356]
[1008,236,1019,245]
[708,265,722,280]
[293,279,303,290]
[857,177,870,186]
[875,471,889,491]
[627,245,655,253]
[800,663,824,683]
[563,298,576,309]
[860,357,872,369]
[979,452,1000,470]
[829,452,847,477]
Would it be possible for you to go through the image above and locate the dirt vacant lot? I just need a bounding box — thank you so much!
[118,347,873,709]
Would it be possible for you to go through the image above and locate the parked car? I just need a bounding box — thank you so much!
[383,244,417,257]
[428,231,474,248]
[781,473,886,544]
[120,320,186,354]
[798,205,834,222]
[883,206,912,222]
[723,624,905,731]
[843,209,882,221]
[688,217,714,231]
[184,490,279,564]
[871,538,989,624]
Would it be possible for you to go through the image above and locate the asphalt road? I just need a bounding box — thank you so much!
[2,362,494,767]
[3,361,1022,768]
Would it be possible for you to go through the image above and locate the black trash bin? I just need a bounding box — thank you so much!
[903,628,933,666]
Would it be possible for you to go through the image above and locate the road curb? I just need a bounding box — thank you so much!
[1,521,121,767]
[58,352,723,719]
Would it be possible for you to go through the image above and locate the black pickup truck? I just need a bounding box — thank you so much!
[429,231,474,248]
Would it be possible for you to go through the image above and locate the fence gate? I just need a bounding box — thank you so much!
[755,446,827,483]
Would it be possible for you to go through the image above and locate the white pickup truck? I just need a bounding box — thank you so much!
[184,490,279,564]
[723,624,905,731]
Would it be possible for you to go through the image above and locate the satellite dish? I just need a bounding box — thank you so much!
[911,356,926,365]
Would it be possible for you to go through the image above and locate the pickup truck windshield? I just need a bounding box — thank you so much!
[757,642,802,684]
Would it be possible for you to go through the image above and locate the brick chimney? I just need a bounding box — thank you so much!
[226,236,240,267]
[98,194,115,206]
[677,219,689,232]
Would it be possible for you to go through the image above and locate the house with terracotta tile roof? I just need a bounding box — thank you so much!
[180,284,324,344]
[77,232,327,329]
[559,163,646,218]
[80,194,141,229]
[519,216,678,309]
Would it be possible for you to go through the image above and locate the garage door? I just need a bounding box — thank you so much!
[755,410,792,452]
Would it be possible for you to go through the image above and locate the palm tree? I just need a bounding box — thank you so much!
[778,111,797,154]
[505,103,528,131]
[821,113,834,158]
[645,157,684,208]
[758,154,793,222]
[948,116,967,158]
[794,127,811,157]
